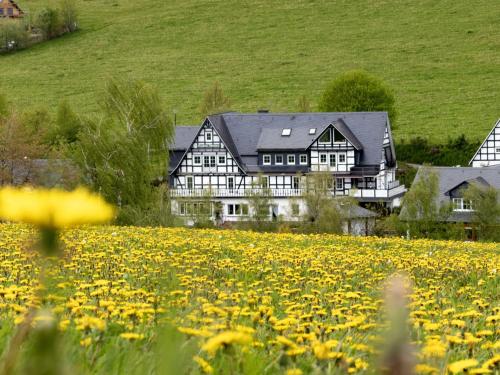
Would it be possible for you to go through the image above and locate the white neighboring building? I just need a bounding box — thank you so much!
[470,119,500,167]
[168,112,406,227]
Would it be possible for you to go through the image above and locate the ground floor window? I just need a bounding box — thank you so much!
[336,178,344,190]
[227,204,249,216]
[291,203,300,216]
[179,201,211,216]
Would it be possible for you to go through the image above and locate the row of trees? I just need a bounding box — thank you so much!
[0,0,78,52]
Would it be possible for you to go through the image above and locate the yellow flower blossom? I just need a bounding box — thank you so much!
[201,331,252,355]
[448,359,479,374]
[0,187,114,229]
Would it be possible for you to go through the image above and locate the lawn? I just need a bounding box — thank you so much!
[0,225,498,374]
[2,0,500,142]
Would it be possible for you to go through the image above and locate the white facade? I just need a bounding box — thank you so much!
[470,119,500,168]
[169,115,406,229]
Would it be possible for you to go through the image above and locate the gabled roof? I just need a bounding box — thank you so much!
[169,112,392,172]
[469,118,500,165]
[444,176,490,196]
[3,0,24,15]
[170,126,198,151]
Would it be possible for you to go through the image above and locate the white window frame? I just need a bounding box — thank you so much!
[227,176,234,190]
[186,176,193,189]
[339,153,346,163]
[275,155,283,165]
[205,132,212,142]
[319,153,327,164]
[495,147,500,154]
[293,176,300,189]
[263,155,271,165]
[318,129,331,144]
[287,155,295,165]
[210,156,216,168]
[218,155,226,165]
[452,198,474,212]
[203,156,210,168]
[227,203,249,216]
[309,128,316,135]
[193,155,201,165]
[281,128,292,136]
[261,176,269,188]
[299,154,308,165]
[336,178,344,190]
[329,154,336,167]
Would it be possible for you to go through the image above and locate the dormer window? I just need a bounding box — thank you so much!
[453,198,474,211]
[281,128,292,136]
[319,129,331,143]
[309,128,316,135]
[263,155,271,165]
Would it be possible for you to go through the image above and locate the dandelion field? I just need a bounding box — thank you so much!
[0,225,499,374]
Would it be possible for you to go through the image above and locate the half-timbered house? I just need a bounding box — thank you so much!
[470,118,500,167]
[168,112,406,224]
[0,0,24,18]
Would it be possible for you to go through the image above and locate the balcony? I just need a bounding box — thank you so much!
[170,183,406,200]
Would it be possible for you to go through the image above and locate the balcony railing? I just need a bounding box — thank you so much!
[170,183,406,200]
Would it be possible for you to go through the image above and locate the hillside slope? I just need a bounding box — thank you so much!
[2,0,500,141]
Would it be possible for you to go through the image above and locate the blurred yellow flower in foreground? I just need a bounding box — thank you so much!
[0,187,114,229]
[201,331,252,355]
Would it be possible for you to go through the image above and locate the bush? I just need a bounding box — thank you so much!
[0,19,29,52]
[59,0,78,33]
[35,7,62,40]
[319,70,397,127]
[396,135,480,166]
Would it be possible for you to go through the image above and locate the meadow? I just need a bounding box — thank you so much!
[2,0,500,141]
[0,224,498,374]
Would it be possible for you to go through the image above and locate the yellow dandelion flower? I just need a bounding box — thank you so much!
[201,331,252,356]
[286,369,303,375]
[119,332,144,341]
[448,359,479,374]
[193,356,213,374]
[0,187,114,229]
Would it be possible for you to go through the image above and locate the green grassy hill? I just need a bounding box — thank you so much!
[3,0,500,141]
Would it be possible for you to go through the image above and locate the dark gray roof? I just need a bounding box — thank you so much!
[344,205,379,219]
[403,165,500,223]
[170,112,392,172]
[171,126,199,151]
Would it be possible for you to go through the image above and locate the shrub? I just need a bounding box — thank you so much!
[59,0,78,33]
[319,70,397,127]
[0,19,29,52]
[35,7,62,40]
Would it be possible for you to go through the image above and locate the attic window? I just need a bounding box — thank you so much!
[281,128,292,136]
[309,128,316,135]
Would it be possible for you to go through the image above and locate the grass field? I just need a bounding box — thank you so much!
[2,0,500,141]
[0,225,498,374]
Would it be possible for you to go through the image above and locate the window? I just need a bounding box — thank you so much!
[263,155,271,165]
[291,203,300,216]
[496,147,500,153]
[281,128,292,136]
[261,176,269,188]
[228,204,249,216]
[203,156,210,168]
[0,9,3,15]
[275,155,283,165]
[334,129,346,142]
[7,8,13,15]
[210,156,216,167]
[186,176,193,189]
[320,153,327,164]
[336,178,344,190]
[339,153,346,163]
[193,156,201,165]
[453,198,474,211]
[309,128,316,135]
[205,132,212,142]
[218,155,226,165]
[319,129,331,143]
[227,176,234,189]
[287,155,295,165]
[293,176,300,189]
[300,154,308,165]
[329,154,336,167]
